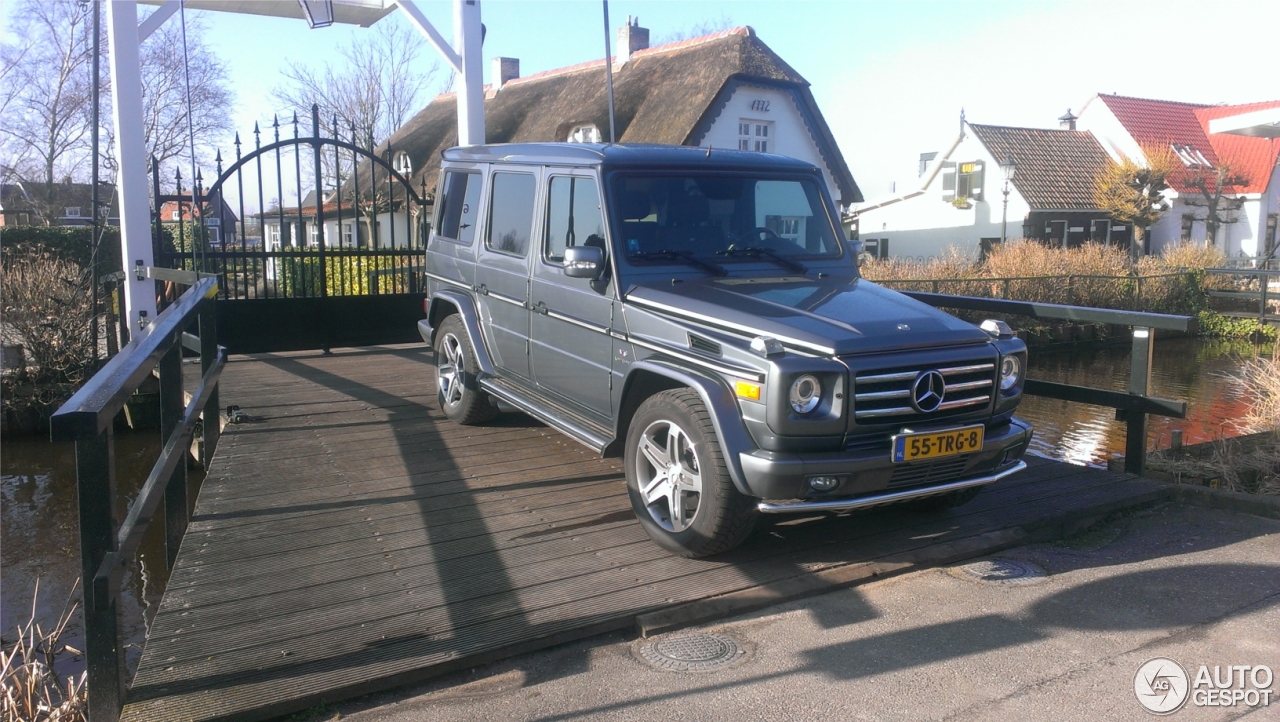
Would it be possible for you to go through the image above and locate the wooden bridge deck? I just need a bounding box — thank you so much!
[122,345,1166,722]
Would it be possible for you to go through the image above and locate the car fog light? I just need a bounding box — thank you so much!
[999,356,1021,390]
[808,475,840,491]
[789,374,822,414]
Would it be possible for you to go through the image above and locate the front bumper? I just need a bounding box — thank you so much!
[738,416,1033,503]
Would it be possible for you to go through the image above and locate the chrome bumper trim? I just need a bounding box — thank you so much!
[755,460,1027,514]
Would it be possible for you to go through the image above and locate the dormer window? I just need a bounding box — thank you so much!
[172,208,180,221]
[567,124,601,144]
[64,206,81,218]
[393,151,412,176]
[1171,144,1211,168]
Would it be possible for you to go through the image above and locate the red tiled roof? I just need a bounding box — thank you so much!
[1195,101,1280,195]
[1097,94,1280,194]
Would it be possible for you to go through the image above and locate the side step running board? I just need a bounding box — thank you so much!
[480,377,613,454]
[756,461,1028,513]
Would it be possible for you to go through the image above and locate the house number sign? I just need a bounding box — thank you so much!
[750,99,771,112]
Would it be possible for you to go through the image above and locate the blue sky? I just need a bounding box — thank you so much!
[6,1,1278,202]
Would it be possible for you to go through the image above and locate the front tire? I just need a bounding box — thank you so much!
[624,389,757,558]
[434,315,497,425]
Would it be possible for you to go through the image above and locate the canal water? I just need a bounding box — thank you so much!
[1,430,194,679]
[1016,336,1265,466]
[0,336,1267,677]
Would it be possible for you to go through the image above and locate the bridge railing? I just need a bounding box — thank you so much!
[1202,267,1280,325]
[51,274,224,722]
[903,291,1196,476]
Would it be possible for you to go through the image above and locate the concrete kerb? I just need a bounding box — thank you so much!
[1165,482,1280,520]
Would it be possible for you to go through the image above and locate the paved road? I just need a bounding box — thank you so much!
[330,503,1280,722]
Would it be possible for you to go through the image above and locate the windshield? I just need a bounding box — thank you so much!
[610,174,842,270]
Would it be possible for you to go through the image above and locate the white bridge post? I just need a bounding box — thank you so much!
[398,0,485,146]
[106,0,158,337]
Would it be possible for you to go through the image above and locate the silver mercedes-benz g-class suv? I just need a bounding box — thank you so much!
[420,143,1032,557]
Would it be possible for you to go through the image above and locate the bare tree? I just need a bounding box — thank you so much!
[0,0,95,211]
[0,2,233,205]
[272,22,440,152]
[1093,145,1178,261]
[1183,163,1247,246]
[135,12,235,181]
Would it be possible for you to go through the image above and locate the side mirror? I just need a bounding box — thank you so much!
[564,245,605,279]
[848,239,865,267]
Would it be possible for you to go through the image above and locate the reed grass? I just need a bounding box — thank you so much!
[1,580,87,722]
[860,240,1220,315]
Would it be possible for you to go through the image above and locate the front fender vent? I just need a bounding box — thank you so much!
[687,333,722,357]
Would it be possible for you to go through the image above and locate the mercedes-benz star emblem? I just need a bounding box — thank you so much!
[911,370,946,413]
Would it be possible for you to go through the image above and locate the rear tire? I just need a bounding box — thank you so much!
[624,389,758,558]
[434,315,497,425]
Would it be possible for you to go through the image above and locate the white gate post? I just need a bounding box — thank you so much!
[106,0,157,337]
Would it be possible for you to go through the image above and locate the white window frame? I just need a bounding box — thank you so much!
[64,206,81,218]
[738,119,774,153]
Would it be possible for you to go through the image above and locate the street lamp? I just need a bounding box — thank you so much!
[297,0,336,29]
[1000,156,1017,244]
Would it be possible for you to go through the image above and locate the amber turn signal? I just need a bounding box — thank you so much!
[734,381,762,401]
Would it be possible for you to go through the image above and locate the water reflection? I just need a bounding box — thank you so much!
[1018,337,1264,466]
[1,430,197,677]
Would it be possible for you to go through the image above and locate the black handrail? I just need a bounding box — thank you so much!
[51,275,224,722]
[904,291,1194,475]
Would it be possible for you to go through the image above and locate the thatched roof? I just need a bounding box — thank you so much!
[383,27,861,204]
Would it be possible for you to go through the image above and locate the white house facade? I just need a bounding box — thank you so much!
[851,119,1119,261]
[1077,95,1280,259]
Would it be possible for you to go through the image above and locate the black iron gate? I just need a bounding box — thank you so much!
[153,105,429,353]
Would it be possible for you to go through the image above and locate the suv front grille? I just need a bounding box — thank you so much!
[887,455,974,488]
[854,361,995,423]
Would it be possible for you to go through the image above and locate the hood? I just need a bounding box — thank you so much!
[625,273,992,356]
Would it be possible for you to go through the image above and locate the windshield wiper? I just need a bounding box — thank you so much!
[629,249,728,276]
[716,247,809,274]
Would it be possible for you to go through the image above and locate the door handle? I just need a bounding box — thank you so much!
[532,301,549,315]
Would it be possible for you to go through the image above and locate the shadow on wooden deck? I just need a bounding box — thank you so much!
[121,345,1168,722]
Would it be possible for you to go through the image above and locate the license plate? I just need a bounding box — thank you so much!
[892,425,984,463]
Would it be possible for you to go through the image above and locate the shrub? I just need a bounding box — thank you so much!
[859,240,1211,316]
[276,253,414,297]
[1,252,94,384]
[0,226,122,275]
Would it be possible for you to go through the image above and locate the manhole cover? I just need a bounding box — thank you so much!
[950,558,1047,586]
[637,633,745,672]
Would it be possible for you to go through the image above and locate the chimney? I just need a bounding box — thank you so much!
[617,16,649,64]
[1058,108,1078,131]
[492,57,519,90]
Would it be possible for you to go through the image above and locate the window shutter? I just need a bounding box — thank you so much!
[941,163,956,201]
[970,162,984,201]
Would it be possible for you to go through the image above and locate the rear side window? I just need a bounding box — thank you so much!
[435,171,481,244]
[486,172,536,257]
[545,176,605,263]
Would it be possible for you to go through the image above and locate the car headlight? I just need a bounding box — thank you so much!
[789,374,822,414]
[1000,355,1021,390]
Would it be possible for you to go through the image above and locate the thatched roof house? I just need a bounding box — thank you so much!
[384,23,861,207]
